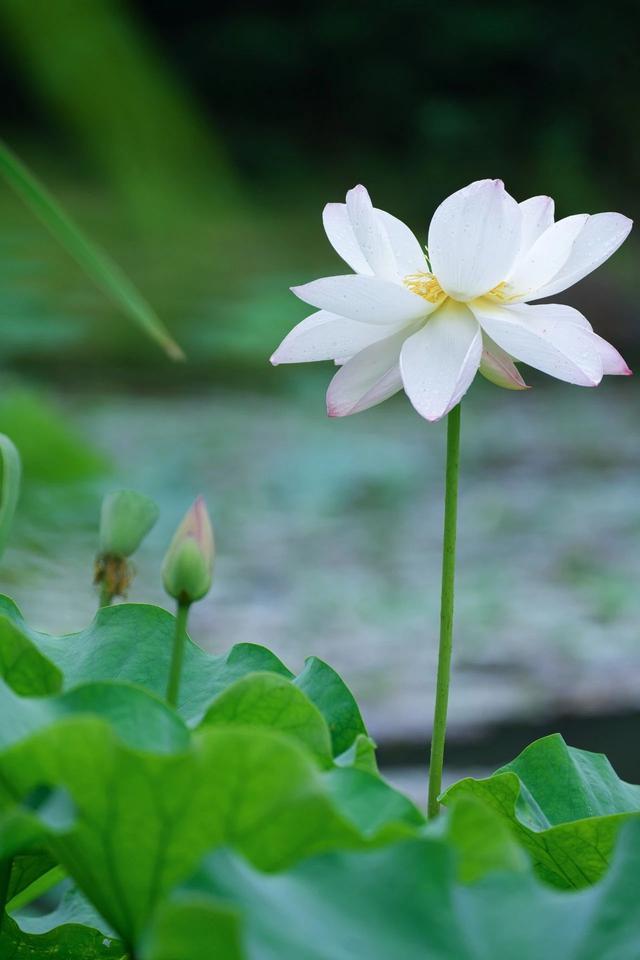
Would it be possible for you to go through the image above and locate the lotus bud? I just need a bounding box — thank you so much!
[95,489,159,603]
[99,489,159,558]
[162,496,214,604]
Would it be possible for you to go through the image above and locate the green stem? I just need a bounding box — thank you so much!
[427,403,461,819]
[6,864,66,914]
[166,600,191,707]
[0,858,12,929]
[99,581,113,607]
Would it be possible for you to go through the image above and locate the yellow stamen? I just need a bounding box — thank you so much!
[403,271,447,305]
[487,280,510,301]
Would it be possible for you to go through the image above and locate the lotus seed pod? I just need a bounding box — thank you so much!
[99,489,159,558]
[162,496,214,604]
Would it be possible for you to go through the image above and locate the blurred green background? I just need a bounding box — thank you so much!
[0,0,638,794]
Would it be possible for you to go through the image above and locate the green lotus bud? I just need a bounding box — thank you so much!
[162,496,214,604]
[99,489,159,558]
[95,489,159,604]
[0,434,21,561]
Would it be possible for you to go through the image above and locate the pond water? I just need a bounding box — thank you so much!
[1,373,639,800]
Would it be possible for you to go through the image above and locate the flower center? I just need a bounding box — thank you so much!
[404,274,513,306]
[403,271,447,305]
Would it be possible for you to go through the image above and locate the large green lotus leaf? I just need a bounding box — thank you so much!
[323,767,424,836]
[3,883,123,958]
[159,807,640,960]
[0,676,189,927]
[141,895,243,960]
[139,800,530,960]
[199,671,333,767]
[0,754,74,905]
[199,671,420,834]
[0,599,368,759]
[0,614,62,696]
[0,806,48,861]
[0,914,122,959]
[0,669,416,920]
[0,776,71,906]
[334,733,378,774]
[0,819,58,933]
[0,677,189,755]
[293,657,366,757]
[4,850,59,905]
[435,792,528,883]
[442,733,640,888]
[0,717,419,950]
[0,597,291,724]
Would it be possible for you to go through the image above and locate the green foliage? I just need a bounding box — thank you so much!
[0,388,108,485]
[0,614,62,695]
[0,0,237,225]
[5,864,66,913]
[0,598,291,722]
[0,718,415,945]
[0,806,50,863]
[0,598,422,954]
[0,596,638,956]
[0,677,188,754]
[294,656,367,757]
[435,792,528,883]
[0,434,21,562]
[147,805,640,959]
[0,140,183,359]
[141,895,242,960]
[200,671,333,767]
[3,884,122,958]
[442,733,640,888]
[1,913,122,958]
[0,598,367,743]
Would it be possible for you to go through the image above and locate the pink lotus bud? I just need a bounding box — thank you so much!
[162,496,214,604]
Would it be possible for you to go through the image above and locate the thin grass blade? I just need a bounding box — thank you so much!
[0,140,184,360]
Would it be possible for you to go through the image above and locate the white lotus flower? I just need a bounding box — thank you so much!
[271,180,632,421]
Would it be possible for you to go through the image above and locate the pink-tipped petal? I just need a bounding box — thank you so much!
[479,335,529,390]
[544,304,632,377]
[591,335,632,376]
[325,328,409,417]
[472,300,603,387]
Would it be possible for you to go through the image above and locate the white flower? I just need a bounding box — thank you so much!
[271,180,632,422]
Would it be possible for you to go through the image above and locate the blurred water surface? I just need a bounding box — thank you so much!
[1,376,638,752]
